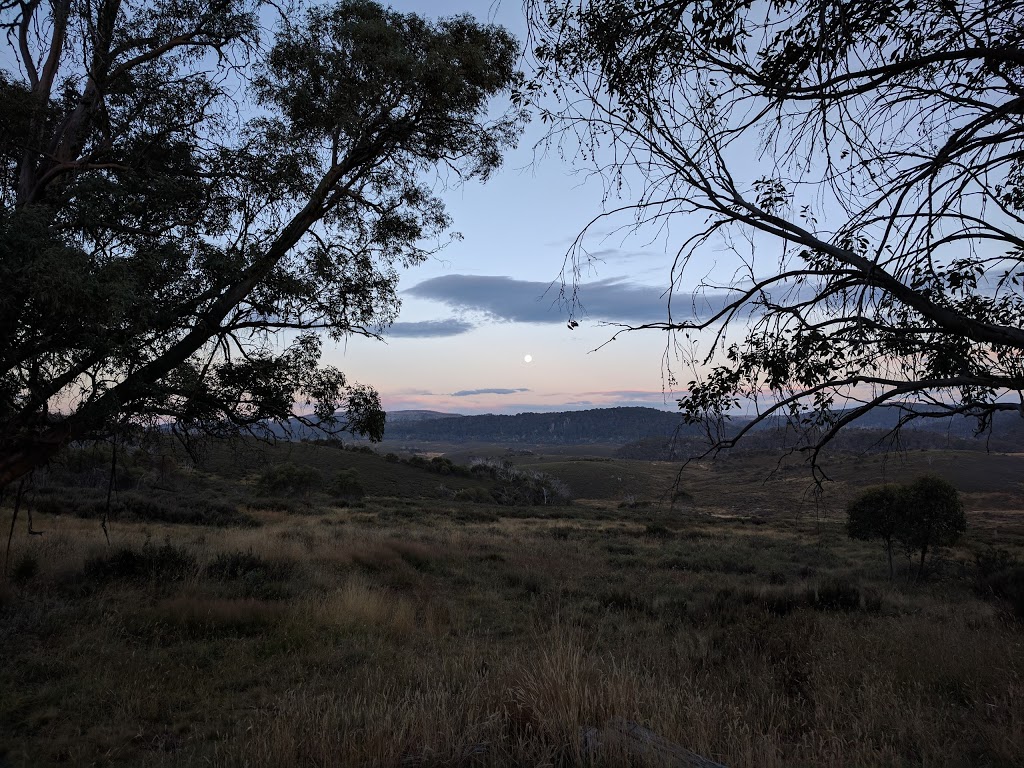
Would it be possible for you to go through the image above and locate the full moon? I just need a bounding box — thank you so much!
[523,354,533,363]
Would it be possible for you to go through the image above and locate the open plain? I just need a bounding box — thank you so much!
[2,442,1023,767]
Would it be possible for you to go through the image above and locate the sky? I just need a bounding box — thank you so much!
[324,0,698,416]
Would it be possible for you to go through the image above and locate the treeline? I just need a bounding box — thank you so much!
[616,422,1024,461]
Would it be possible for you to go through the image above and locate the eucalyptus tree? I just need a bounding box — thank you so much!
[0,0,523,487]
[526,0,1024,472]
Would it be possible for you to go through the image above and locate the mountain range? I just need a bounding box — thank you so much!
[266,403,1024,452]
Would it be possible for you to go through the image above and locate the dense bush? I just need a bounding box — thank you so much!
[468,458,573,506]
[454,487,493,503]
[975,548,1024,619]
[427,456,471,477]
[10,552,39,583]
[496,470,573,506]
[84,538,197,583]
[257,462,323,498]
[429,456,456,475]
[33,489,257,527]
[206,549,270,580]
[44,444,141,489]
[206,549,297,599]
[330,469,365,503]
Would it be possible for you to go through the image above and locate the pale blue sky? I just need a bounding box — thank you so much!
[325,0,693,415]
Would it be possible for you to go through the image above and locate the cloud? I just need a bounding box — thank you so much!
[386,318,475,338]
[451,387,530,397]
[405,274,730,325]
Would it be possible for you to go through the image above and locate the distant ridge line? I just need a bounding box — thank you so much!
[382,406,690,444]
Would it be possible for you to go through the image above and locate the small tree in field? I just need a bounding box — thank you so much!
[900,475,967,580]
[847,475,966,579]
[847,485,904,581]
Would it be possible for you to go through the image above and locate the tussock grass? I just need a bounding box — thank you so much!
[2,479,1023,767]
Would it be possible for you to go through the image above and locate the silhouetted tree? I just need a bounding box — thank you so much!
[847,484,903,580]
[899,474,967,579]
[526,0,1024,476]
[0,0,523,489]
[846,475,965,578]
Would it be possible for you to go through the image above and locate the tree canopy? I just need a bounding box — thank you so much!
[526,0,1024,472]
[847,475,965,579]
[0,0,523,488]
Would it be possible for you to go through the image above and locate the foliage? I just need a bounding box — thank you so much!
[32,485,257,527]
[527,0,1024,471]
[975,548,1024,619]
[900,475,967,575]
[453,486,494,503]
[331,468,365,502]
[384,406,684,444]
[470,458,574,506]
[257,462,323,498]
[846,484,904,579]
[10,551,39,583]
[846,475,966,578]
[83,538,197,584]
[6,490,1023,765]
[0,0,524,489]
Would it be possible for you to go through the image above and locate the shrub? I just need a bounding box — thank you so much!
[644,523,673,539]
[83,538,197,583]
[671,487,693,503]
[428,456,454,475]
[809,578,862,612]
[34,494,76,516]
[330,469,365,503]
[453,506,498,522]
[10,552,39,583]
[206,549,296,598]
[453,458,572,505]
[54,491,259,528]
[51,445,124,487]
[975,548,1024,619]
[453,487,493,503]
[206,549,270,580]
[257,462,323,498]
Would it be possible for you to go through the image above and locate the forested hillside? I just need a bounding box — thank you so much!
[382,407,688,444]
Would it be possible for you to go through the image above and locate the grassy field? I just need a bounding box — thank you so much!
[2,443,1024,766]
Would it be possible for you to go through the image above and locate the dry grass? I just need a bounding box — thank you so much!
[2,476,1023,767]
